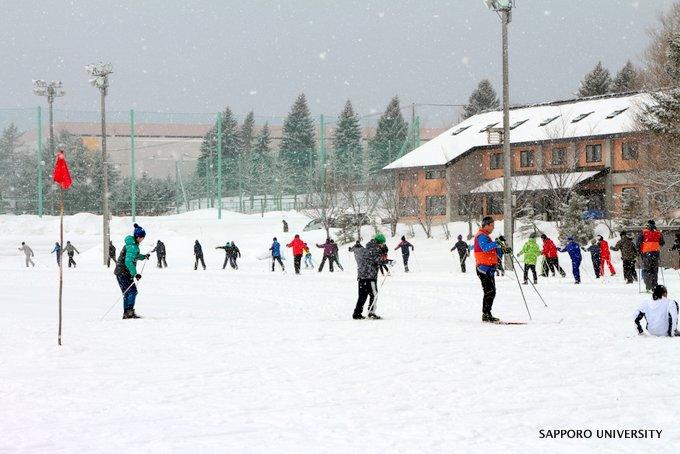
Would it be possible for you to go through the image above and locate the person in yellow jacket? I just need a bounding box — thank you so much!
[303,243,314,269]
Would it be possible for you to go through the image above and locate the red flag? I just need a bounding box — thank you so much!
[53,150,72,190]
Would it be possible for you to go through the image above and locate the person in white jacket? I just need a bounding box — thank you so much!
[18,242,35,267]
[634,285,679,337]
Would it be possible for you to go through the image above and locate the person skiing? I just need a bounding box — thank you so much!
[303,243,314,269]
[18,242,35,267]
[194,240,206,270]
[611,231,638,284]
[474,216,503,322]
[330,239,344,271]
[637,220,665,292]
[113,223,150,319]
[395,236,414,272]
[583,239,601,279]
[286,234,305,274]
[64,241,79,268]
[150,240,167,268]
[317,238,336,272]
[495,235,506,277]
[559,237,582,284]
[225,241,241,269]
[378,241,390,276]
[108,240,116,268]
[451,235,469,273]
[282,219,289,232]
[350,234,385,320]
[540,234,565,277]
[517,234,541,285]
[597,235,616,277]
[51,242,62,266]
[270,237,285,272]
[634,285,679,337]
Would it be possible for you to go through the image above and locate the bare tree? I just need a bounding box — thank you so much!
[641,3,680,89]
[301,172,342,238]
[377,173,404,238]
[338,178,379,242]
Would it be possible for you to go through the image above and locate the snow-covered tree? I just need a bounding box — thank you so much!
[280,93,316,193]
[616,189,644,230]
[462,79,500,119]
[641,3,680,89]
[638,33,680,222]
[331,100,363,183]
[240,111,255,154]
[247,123,274,205]
[368,96,408,174]
[577,62,612,97]
[558,193,594,245]
[196,107,241,198]
[611,61,641,93]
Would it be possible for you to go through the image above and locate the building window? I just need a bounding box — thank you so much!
[426,196,446,216]
[551,147,566,165]
[399,172,416,181]
[399,197,419,216]
[585,144,602,163]
[490,153,503,170]
[520,150,534,168]
[425,169,445,180]
[622,142,639,160]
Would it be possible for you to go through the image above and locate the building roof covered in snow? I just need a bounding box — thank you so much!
[384,92,653,170]
[470,171,603,194]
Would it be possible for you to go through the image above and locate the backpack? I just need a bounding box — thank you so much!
[113,246,129,277]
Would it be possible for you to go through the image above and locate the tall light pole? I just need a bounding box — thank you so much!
[86,63,113,266]
[485,0,514,261]
[33,80,65,217]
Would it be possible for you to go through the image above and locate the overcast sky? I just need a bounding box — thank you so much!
[1,0,676,126]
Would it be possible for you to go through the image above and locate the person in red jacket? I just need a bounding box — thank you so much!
[286,234,305,274]
[597,235,616,277]
[540,234,566,277]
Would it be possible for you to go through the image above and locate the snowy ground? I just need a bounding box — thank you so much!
[1,211,678,453]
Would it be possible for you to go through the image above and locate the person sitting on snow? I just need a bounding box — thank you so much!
[634,285,679,337]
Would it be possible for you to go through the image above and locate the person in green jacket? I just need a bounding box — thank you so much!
[518,233,541,285]
[113,223,150,319]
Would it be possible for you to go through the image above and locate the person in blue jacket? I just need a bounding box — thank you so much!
[51,241,62,266]
[270,237,285,272]
[559,237,582,284]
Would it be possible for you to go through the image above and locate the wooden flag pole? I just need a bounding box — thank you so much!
[58,189,64,346]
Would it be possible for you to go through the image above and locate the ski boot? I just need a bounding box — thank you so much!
[353,313,365,320]
[482,312,500,323]
[367,313,382,320]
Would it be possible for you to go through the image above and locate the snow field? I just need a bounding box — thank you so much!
[1,211,678,453]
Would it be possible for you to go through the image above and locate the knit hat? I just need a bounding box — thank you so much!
[647,219,656,228]
[133,223,146,238]
[457,234,462,240]
[374,233,386,244]
[540,234,547,239]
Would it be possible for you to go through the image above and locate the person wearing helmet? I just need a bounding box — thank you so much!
[634,285,679,337]
[113,223,150,319]
[351,233,385,320]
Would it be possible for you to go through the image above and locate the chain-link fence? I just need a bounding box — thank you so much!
[1,106,439,218]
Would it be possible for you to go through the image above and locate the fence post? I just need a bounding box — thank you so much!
[130,109,136,221]
[37,106,43,217]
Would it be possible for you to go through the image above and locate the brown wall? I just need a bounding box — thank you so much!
[398,168,447,222]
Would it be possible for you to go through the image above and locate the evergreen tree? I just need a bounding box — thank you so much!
[331,99,363,182]
[558,193,594,244]
[462,79,500,119]
[0,123,26,211]
[240,111,255,154]
[280,93,316,192]
[368,96,408,173]
[196,107,240,197]
[616,189,643,230]
[577,61,612,97]
[611,60,641,93]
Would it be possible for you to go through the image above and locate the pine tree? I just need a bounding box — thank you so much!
[280,93,316,192]
[558,193,594,244]
[611,60,641,93]
[0,123,25,210]
[331,99,363,183]
[368,96,408,173]
[577,61,612,97]
[240,111,255,154]
[462,79,500,119]
[196,107,241,197]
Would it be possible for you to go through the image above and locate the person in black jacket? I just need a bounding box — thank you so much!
[194,240,206,270]
[151,240,167,268]
[394,236,414,272]
[583,239,601,278]
[216,241,241,269]
[350,234,385,320]
[108,240,116,268]
[451,235,469,272]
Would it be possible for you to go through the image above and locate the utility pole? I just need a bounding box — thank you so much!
[33,80,65,216]
[486,0,515,264]
[86,63,113,266]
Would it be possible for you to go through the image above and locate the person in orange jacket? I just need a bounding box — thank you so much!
[286,234,305,274]
[636,220,665,291]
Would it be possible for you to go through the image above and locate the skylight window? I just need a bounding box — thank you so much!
[509,119,528,130]
[539,115,560,127]
[571,112,594,123]
[451,125,471,135]
[605,108,628,119]
[479,122,499,133]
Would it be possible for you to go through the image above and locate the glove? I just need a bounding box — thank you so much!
[135,274,142,280]
[145,254,151,259]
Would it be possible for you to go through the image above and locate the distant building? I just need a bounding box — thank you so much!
[384,92,654,223]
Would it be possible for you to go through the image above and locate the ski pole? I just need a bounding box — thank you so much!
[101,259,148,321]
[510,253,548,308]
[502,246,532,321]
